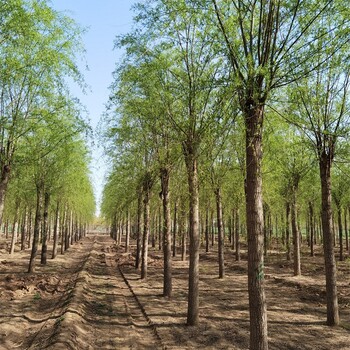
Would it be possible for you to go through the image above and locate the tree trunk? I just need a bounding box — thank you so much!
[291,187,301,276]
[231,208,235,250]
[181,206,187,261]
[215,187,224,279]
[319,153,339,326]
[61,208,67,255]
[309,202,315,257]
[173,201,177,257]
[336,202,343,261]
[9,205,19,255]
[20,209,27,251]
[136,189,142,269]
[345,208,349,252]
[161,167,172,298]
[183,144,200,326]
[158,207,162,251]
[244,104,268,350]
[205,206,210,253]
[41,192,50,265]
[125,209,130,253]
[286,202,291,261]
[235,207,241,261]
[0,165,10,227]
[28,185,43,273]
[52,201,60,259]
[141,173,152,280]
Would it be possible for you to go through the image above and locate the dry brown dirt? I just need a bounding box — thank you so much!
[0,233,349,349]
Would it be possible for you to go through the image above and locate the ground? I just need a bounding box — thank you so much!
[0,233,349,349]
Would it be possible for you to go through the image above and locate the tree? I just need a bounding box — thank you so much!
[288,54,350,326]
[209,1,349,346]
[0,0,84,226]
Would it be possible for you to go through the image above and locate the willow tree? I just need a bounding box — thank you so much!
[119,0,225,324]
[289,58,350,326]
[27,96,90,273]
[208,1,350,347]
[0,0,84,226]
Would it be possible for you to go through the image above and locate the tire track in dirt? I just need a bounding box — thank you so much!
[44,234,164,350]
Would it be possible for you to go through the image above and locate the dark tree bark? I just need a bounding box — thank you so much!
[319,152,339,326]
[20,209,27,251]
[345,208,349,252]
[28,185,44,273]
[135,189,142,269]
[158,207,162,251]
[183,142,200,326]
[41,192,50,265]
[286,202,291,261]
[235,207,241,262]
[125,209,130,253]
[334,200,343,261]
[60,208,66,255]
[141,173,152,280]
[215,187,224,279]
[245,104,268,349]
[52,201,59,259]
[173,201,177,257]
[161,167,172,298]
[291,183,301,276]
[205,206,210,253]
[309,202,315,257]
[0,165,11,227]
[231,208,235,250]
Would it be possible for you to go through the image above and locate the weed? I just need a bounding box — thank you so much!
[33,292,41,300]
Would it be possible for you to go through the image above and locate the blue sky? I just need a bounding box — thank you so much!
[50,1,138,215]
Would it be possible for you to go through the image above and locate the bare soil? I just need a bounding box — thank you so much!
[0,234,349,349]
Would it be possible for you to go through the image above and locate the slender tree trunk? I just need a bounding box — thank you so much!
[263,205,268,257]
[9,205,19,255]
[286,202,291,261]
[309,202,315,257]
[161,167,172,298]
[181,206,187,261]
[28,185,43,273]
[235,207,241,261]
[211,210,215,246]
[345,208,349,252]
[205,206,210,253]
[231,208,235,250]
[158,207,162,251]
[173,201,177,257]
[27,212,32,248]
[215,187,224,279]
[52,201,60,259]
[136,189,142,269]
[0,165,10,227]
[291,186,301,276]
[61,208,67,255]
[244,105,268,350]
[183,144,200,326]
[151,213,156,248]
[4,219,9,239]
[319,154,339,326]
[20,209,27,251]
[125,209,130,253]
[335,202,343,261]
[41,192,50,265]
[141,173,152,280]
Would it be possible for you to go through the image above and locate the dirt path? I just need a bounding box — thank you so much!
[0,234,163,350]
[1,234,350,349]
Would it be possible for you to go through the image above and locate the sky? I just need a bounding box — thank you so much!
[50,1,138,215]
